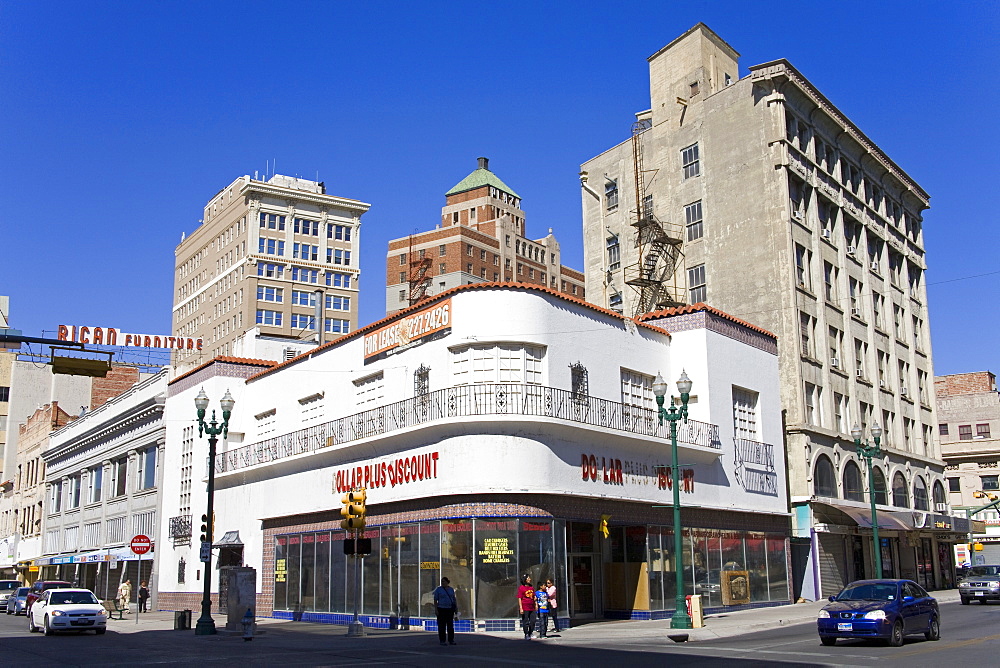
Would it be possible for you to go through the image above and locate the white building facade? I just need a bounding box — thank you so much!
[158,285,788,626]
[38,371,167,601]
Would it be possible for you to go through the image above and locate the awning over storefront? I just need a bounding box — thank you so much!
[213,530,242,548]
[813,502,912,531]
[34,550,112,566]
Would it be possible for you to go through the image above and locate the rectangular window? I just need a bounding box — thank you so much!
[293,243,319,261]
[978,424,992,439]
[606,235,620,270]
[688,264,706,303]
[849,278,863,316]
[948,477,960,493]
[114,457,127,497]
[325,272,351,288]
[324,319,350,334]
[68,476,81,509]
[291,267,319,283]
[327,249,351,266]
[983,475,1000,491]
[685,201,703,240]
[799,312,815,358]
[620,369,653,410]
[291,290,316,307]
[325,295,350,311]
[834,392,849,433]
[327,224,352,241]
[291,314,316,330]
[139,446,157,490]
[0,386,8,402]
[804,382,822,426]
[295,218,319,236]
[855,338,867,377]
[823,262,838,302]
[89,465,103,503]
[259,212,286,230]
[828,327,842,366]
[795,244,811,290]
[681,143,700,179]
[399,254,407,265]
[354,372,385,408]
[257,286,283,303]
[959,424,973,440]
[605,180,619,210]
[732,387,758,439]
[257,263,284,279]
[256,309,282,326]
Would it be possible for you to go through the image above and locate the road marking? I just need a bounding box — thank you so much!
[891,631,1000,657]
[386,649,559,666]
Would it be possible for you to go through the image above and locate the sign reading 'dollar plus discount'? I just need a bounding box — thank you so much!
[363,299,451,361]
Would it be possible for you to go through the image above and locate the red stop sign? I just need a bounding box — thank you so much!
[130,535,152,555]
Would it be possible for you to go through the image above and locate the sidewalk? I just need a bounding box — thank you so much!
[118,588,963,642]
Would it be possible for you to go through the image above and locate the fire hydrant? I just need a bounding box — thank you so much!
[241,608,255,641]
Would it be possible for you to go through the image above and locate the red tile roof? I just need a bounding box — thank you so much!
[168,356,278,386]
[247,282,670,382]
[638,302,776,339]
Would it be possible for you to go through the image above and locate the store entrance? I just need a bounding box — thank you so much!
[567,521,599,619]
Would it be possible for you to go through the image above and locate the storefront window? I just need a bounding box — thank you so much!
[301,533,316,611]
[519,519,555,586]
[766,534,788,601]
[441,521,473,616]
[647,527,665,611]
[419,523,440,617]
[286,535,301,612]
[380,527,397,618]
[274,536,287,612]
[330,531,347,613]
[397,524,420,621]
[745,533,768,602]
[474,519,519,618]
[361,528,381,614]
[315,532,330,611]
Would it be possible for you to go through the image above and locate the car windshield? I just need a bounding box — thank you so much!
[0,582,18,592]
[51,592,99,605]
[836,583,897,601]
[967,566,1000,577]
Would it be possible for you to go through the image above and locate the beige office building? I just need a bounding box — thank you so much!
[172,175,370,369]
[581,24,958,597]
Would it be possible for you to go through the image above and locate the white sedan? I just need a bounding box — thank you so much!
[28,588,107,635]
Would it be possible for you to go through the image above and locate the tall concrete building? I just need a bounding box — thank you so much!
[384,158,584,315]
[173,174,371,369]
[937,371,1000,562]
[581,24,956,597]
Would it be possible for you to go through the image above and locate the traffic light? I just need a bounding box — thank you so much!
[340,489,367,531]
[199,514,210,542]
[599,514,611,539]
[974,491,999,501]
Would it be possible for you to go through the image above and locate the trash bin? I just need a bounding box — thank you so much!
[174,609,192,630]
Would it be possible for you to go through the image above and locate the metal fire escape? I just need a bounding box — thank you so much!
[407,235,432,306]
[624,120,685,317]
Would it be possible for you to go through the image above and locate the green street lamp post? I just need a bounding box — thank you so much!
[653,370,693,630]
[193,387,235,636]
[852,422,883,579]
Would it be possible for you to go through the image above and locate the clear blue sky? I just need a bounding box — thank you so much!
[1,1,997,376]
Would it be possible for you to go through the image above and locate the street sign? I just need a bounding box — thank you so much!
[200,541,211,563]
[130,534,152,555]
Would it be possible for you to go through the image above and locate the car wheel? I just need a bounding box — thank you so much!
[925,615,940,641]
[43,616,53,636]
[961,597,970,605]
[820,636,836,646]
[888,620,904,647]
[96,628,106,635]
[27,613,36,633]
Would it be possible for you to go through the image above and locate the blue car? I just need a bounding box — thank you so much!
[817,579,940,647]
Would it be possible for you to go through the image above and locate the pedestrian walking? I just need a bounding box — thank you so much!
[535,584,550,638]
[517,574,536,639]
[138,581,150,613]
[433,577,458,646]
[117,580,132,613]
[545,579,560,633]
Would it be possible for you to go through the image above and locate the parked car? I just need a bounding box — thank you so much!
[817,579,940,647]
[958,565,1000,604]
[0,580,21,609]
[24,581,73,612]
[6,587,29,615]
[27,588,106,635]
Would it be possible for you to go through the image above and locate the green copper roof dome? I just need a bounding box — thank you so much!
[445,157,520,199]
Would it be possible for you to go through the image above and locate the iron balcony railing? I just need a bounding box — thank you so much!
[216,383,721,474]
[168,515,192,538]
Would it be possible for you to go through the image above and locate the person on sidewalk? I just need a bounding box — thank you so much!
[138,582,150,613]
[535,584,550,638]
[545,579,560,633]
[517,574,536,639]
[433,577,458,646]
[117,580,132,614]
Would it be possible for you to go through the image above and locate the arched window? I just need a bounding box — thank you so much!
[843,461,864,502]
[814,455,837,498]
[932,480,946,509]
[913,476,929,511]
[872,467,889,506]
[892,472,909,508]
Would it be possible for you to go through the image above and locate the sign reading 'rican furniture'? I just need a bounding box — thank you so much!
[58,325,203,350]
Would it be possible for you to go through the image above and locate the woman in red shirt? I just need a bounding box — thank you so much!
[517,574,537,639]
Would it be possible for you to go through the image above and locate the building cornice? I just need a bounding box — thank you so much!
[43,397,165,464]
[242,181,371,213]
[750,59,930,206]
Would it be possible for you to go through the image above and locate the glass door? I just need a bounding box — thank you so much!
[570,555,595,617]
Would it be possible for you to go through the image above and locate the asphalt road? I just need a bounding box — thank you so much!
[0,599,995,667]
